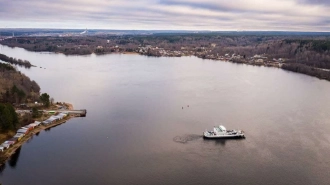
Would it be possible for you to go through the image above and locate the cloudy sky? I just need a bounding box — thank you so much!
[0,0,329,31]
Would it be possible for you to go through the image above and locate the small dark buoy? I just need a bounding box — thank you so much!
[187,105,189,107]
[182,107,183,109]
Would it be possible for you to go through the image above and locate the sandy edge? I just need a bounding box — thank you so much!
[65,103,74,110]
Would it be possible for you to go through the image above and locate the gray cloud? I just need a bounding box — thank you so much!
[298,0,330,5]
[0,0,329,31]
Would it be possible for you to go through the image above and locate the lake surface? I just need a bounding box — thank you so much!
[1,45,330,185]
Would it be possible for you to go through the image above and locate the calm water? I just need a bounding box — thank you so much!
[1,45,330,185]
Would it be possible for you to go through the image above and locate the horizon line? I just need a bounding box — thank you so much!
[0,28,330,33]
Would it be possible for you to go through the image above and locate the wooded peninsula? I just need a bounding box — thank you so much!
[0,61,47,139]
[0,58,80,166]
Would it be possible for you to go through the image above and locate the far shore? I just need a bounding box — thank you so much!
[1,41,330,83]
[123,51,139,55]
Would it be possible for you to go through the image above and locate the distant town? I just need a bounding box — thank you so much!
[1,29,330,80]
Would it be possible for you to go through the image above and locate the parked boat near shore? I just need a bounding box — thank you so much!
[203,125,245,139]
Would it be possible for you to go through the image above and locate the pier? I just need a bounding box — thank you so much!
[16,109,87,117]
[55,109,87,117]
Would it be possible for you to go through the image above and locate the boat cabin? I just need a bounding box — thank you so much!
[213,125,227,134]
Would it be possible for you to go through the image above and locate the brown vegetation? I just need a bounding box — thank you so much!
[0,63,40,104]
[0,62,43,142]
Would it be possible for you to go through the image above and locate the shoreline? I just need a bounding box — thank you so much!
[0,115,75,166]
[43,51,330,81]
[1,43,328,82]
[0,103,80,166]
[65,102,74,110]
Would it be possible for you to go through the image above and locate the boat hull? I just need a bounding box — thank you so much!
[203,125,245,139]
[203,134,245,139]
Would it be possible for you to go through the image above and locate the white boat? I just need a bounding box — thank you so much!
[203,125,245,139]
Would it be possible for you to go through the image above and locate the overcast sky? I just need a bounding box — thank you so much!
[0,0,329,31]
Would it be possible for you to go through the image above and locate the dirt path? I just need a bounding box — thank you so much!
[65,103,74,110]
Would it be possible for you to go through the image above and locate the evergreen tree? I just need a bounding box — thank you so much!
[0,103,19,130]
[40,93,50,107]
[32,107,40,118]
[7,103,18,128]
[0,104,13,130]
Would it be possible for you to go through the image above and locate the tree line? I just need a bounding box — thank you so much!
[282,63,330,81]
[0,53,32,68]
[1,34,329,81]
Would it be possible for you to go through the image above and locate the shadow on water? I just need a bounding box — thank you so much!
[0,163,6,174]
[202,137,246,146]
[173,134,203,144]
[45,123,63,132]
[8,147,22,168]
[173,134,246,146]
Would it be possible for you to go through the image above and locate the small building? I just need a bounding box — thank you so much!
[255,59,264,65]
[42,116,58,125]
[17,129,29,134]
[6,137,19,144]
[30,121,41,127]
[25,125,34,130]
[14,133,24,141]
[42,120,52,125]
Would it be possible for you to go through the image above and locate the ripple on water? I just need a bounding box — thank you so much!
[173,134,202,144]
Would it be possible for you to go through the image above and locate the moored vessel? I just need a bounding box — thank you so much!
[203,125,245,139]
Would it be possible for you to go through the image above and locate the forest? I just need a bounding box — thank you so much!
[0,63,40,104]
[0,62,44,132]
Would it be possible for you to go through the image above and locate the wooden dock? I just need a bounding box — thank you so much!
[57,109,87,117]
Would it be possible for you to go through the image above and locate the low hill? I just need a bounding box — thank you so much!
[0,63,40,104]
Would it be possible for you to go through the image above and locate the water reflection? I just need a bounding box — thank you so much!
[0,163,6,173]
[213,139,226,146]
[173,134,202,144]
[202,137,246,146]
[45,125,58,131]
[8,147,22,168]
[26,136,34,144]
